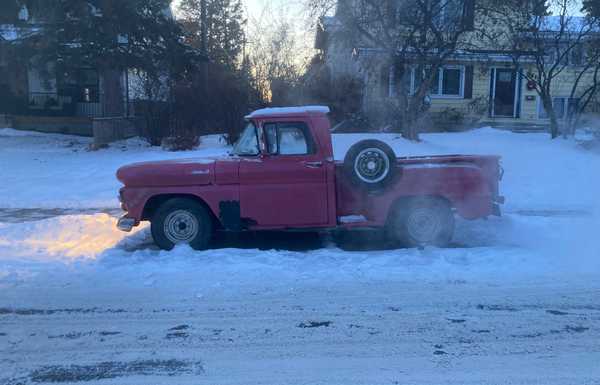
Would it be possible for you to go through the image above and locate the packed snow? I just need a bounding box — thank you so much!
[1,126,599,384]
[247,105,331,118]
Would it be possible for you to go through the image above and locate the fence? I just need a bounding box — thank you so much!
[27,92,105,117]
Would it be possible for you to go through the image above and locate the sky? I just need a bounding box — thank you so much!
[171,0,305,22]
[171,0,314,58]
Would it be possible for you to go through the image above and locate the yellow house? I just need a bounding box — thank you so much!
[317,3,600,131]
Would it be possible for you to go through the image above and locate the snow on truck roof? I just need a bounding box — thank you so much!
[246,106,330,119]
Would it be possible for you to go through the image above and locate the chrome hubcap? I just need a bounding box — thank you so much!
[354,148,390,183]
[406,208,441,244]
[164,210,199,244]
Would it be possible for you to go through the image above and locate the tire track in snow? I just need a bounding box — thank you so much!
[0,208,122,224]
[1,284,599,384]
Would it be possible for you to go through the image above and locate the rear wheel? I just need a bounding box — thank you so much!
[151,198,213,251]
[387,197,455,248]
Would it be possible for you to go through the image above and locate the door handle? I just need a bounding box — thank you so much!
[304,161,323,168]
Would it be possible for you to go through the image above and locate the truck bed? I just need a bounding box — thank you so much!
[334,154,503,227]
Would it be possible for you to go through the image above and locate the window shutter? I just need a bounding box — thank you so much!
[380,66,391,98]
[464,66,474,99]
[463,0,475,31]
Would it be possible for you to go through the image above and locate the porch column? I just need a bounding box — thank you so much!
[101,69,125,118]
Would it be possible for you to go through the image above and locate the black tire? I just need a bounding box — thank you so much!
[344,139,398,191]
[151,198,213,251]
[387,197,455,248]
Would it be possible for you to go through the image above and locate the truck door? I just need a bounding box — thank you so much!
[239,121,329,227]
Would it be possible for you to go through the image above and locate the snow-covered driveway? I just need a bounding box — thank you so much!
[1,127,599,384]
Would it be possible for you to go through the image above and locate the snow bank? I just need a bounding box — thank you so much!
[0,130,229,209]
[0,214,146,262]
[2,127,599,213]
[1,210,598,295]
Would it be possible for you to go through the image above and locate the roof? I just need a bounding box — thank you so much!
[537,16,600,33]
[0,25,18,41]
[246,106,331,119]
[0,24,41,43]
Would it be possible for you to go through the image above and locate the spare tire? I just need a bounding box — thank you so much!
[343,139,398,191]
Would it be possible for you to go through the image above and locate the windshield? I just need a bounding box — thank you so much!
[233,122,259,156]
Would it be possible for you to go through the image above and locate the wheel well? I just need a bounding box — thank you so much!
[142,194,222,229]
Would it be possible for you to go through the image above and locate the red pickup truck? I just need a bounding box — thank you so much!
[117,106,504,250]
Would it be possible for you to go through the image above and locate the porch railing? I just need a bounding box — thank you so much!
[27,92,105,118]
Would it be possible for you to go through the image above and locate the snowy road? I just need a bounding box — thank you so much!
[1,127,599,384]
[2,281,600,385]
[1,210,599,384]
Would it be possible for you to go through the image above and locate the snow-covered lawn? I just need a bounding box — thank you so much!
[1,127,599,384]
[0,128,229,209]
[1,127,598,212]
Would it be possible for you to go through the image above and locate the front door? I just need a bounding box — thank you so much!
[492,68,517,117]
[239,121,329,228]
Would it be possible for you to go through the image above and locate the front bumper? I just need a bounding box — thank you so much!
[117,216,137,232]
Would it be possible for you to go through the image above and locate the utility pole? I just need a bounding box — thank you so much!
[200,0,207,54]
[200,0,208,92]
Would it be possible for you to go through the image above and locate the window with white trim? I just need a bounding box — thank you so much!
[546,43,587,67]
[411,66,465,98]
[383,65,466,99]
[538,97,580,120]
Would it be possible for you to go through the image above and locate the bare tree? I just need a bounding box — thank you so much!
[566,40,600,135]
[307,0,478,141]
[482,0,600,138]
[247,5,306,104]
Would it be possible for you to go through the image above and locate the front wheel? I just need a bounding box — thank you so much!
[387,197,455,248]
[151,198,213,251]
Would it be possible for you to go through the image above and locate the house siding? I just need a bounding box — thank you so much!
[356,59,599,127]
[321,3,600,128]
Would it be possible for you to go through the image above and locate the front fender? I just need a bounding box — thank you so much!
[120,185,239,224]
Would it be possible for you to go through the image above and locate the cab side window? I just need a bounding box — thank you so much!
[264,122,314,156]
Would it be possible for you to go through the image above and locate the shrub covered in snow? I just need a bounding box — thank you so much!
[161,135,201,152]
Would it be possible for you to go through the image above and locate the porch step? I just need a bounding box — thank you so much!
[480,120,550,133]
[12,115,93,136]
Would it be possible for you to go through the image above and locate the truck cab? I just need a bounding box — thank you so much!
[231,107,337,229]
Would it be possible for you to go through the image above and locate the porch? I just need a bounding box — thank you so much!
[26,92,105,118]
[10,115,94,136]
[479,117,550,133]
